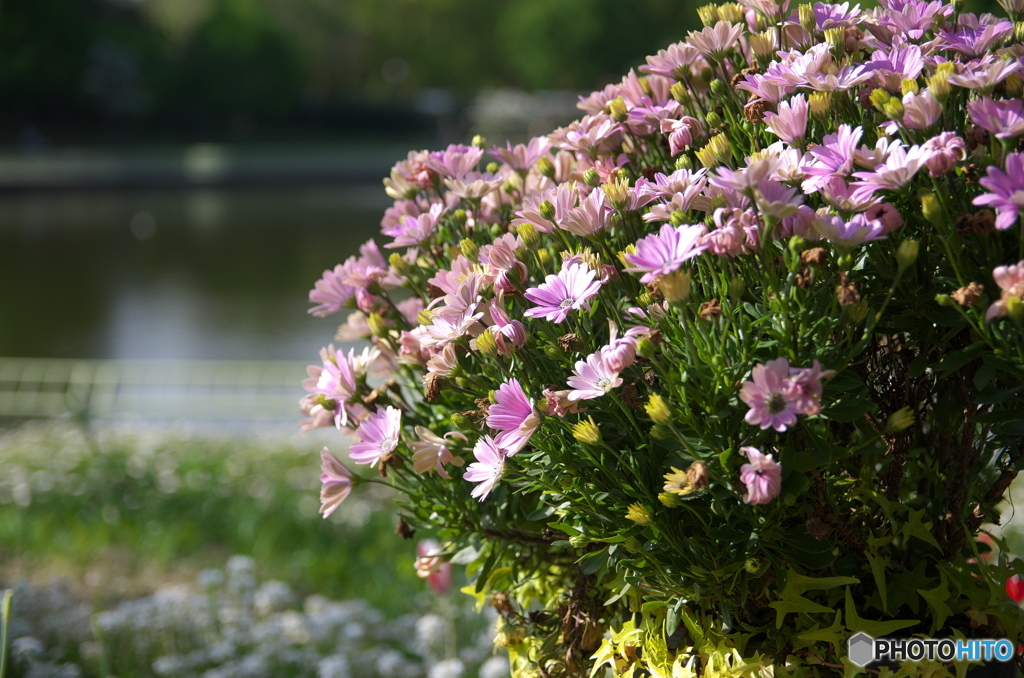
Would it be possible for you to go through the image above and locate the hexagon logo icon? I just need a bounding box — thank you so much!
[848,632,875,667]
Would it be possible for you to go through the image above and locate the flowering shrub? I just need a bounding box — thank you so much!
[304,0,1024,673]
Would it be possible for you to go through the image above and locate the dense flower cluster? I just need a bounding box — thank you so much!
[304,0,1024,673]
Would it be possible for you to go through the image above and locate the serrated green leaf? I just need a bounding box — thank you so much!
[917,570,953,635]
[844,588,918,636]
[901,509,941,551]
[866,552,889,614]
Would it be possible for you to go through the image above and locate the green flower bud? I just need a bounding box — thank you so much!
[705,109,723,128]
[901,78,920,96]
[728,276,746,301]
[934,293,954,307]
[535,156,555,179]
[709,79,727,97]
[416,309,434,326]
[658,492,682,508]
[883,98,904,120]
[670,82,691,105]
[896,239,919,271]
[921,193,943,226]
[1007,296,1024,324]
[453,209,467,224]
[651,424,673,440]
[645,394,673,425]
[675,155,693,170]
[471,134,487,149]
[485,161,500,174]
[658,269,692,303]
[636,337,655,360]
[697,3,719,26]
[367,313,389,337]
[788,235,808,256]
[538,200,556,222]
[583,168,601,187]
[624,537,644,554]
[476,329,498,357]
[517,223,541,250]
[799,4,815,31]
[608,97,628,122]
[808,92,832,119]
[885,406,915,433]
[545,346,562,361]
[625,503,653,526]
[869,88,891,112]
[824,27,846,55]
[451,413,475,431]
[460,238,480,261]
[388,252,410,276]
[669,209,688,227]
[538,249,551,267]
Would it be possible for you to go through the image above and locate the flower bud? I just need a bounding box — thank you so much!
[645,394,673,425]
[1016,21,1024,42]
[485,161,500,174]
[624,537,644,553]
[921,193,943,226]
[659,270,692,303]
[583,168,601,187]
[709,80,727,98]
[388,252,411,276]
[896,239,919,270]
[885,406,915,433]
[572,416,602,446]
[545,346,562,361]
[535,156,556,179]
[637,291,654,306]
[799,3,815,31]
[460,238,480,261]
[669,209,688,227]
[719,2,745,22]
[824,28,845,55]
[934,293,954,307]
[638,75,653,97]
[675,155,693,171]
[316,394,337,411]
[451,413,475,431]
[453,209,467,224]
[697,3,719,25]
[1007,296,1024,324]
[901,78,920,96]
[367,312,389,337]
[416,309,434,326]
[602,177,630,210]
[951,0,965,11]
[869,88,891,112]
[883,98,904,120]
[625,503,653,526]
[471,134,487,149]
[670,82,691,106]
[705,109,724,128]
[538,199,556,222]
[696,134,732,168]
[475,329,498,357]
[788,235,808,256]
[517,223,540,250]
[635,337,654,361]
[809,92,832,119]
[1006,73,1023,98]
[608,97,628,122]
[658,492,682,507]
[928,75,952,103]
[728,276,746,300]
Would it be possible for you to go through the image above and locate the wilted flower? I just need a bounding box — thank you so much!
[985,260,1024,322]
[739,447,782,505]
[410,427,466,478]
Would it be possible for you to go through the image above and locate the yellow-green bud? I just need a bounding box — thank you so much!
[1016,21,1024,42]
[608,97,628,123]
[719,2,745,23]
[637,291,654,307]
[935,61,956,79]
[885,406,915,433]
[745,557,767,575]
[675,155,693,170]
[788,235,808,256]
[416,309,434,326]
[1007,296,1024,324]
[367,312,389,337]
[728,276,746,300]
[670,82,691,105]
[638,75,653,97]
[669,209,687,227]
[651,424,673,440]
[636,337,655,360]
[471,134,487,149]
[460,238,480,261]
[476,329,498,357]
[545,346,561,361]
[451,413,474,431]
[537,249,551,269]
[951,0,965,11]
[799,4,816,32]
[645,394,673,425]
[896,239,919,271]
[388,252,411,275]
[572,416,602,446]
[583,168,601,187]
[485,161,499,174]
[659,492,682,508]
[1006,72,1023,98]
[625,503,653,526]
[624,537,644,554]
[494,623,526,647]
[696,134,732,168]
[750,30,777,60]
[824,27,845,54]
[809,92,832,119]
[883,98,904,120]
[517,223,541,250]
[538,199,556,222]
[568,534,590,548]
[927,74,951,103]
[709,79,727,97]
[659,269,692,303]
[700,66,715,83]
[705,109,723,128]
[602,177,630,210]
[697,4,719,26]
[921,193,943,226]
[869,88,891,112]
[453,209,467,224]
[901,78,920,96]
[535,156,555,179]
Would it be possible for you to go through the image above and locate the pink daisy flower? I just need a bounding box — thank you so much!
[464,435,507,501]
[624,223,709,284]
[487,379,541,454]
[319,447,354,518]
[986,260,1024,322]
[410,426,466,479]
[739,447,783,505]
[524,262,603,323]
[349,406,402,467]
[567,349,623,401]
[739,358,801,432]
[308,263,357,317]
[974,153,1024,231]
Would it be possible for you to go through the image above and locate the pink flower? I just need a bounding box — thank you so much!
[624,223,708,283]
[559,187,612,236]
[968,97,1024,140]
[542,388,587,417]
[410,427,466,478]
[309,264,357,317]
[491,137,552,171]
[864,202,904,234]
[415,539,453,594]
[319,447,354,518]
[567,350,623,401]
[763,94,809,145]
[974,153,1024,231]
[739,447,782,505]
[524,262,603,323]
[985,260,1024,322]
[813,213,887,248]
[739,358,801,432]
[487,379,541,454]
[787,360,834,416]
[424,144,484,179]
[349,406,402,466]
[687,21,744,60]
[921,132,966,177]
[464,435,506,501]
[485,300,527,354]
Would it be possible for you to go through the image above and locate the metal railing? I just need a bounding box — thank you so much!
[0,357,310,427]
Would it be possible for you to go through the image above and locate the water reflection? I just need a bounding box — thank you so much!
[0,186,388,359]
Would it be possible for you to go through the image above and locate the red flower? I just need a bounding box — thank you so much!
[1007,575,1024,605]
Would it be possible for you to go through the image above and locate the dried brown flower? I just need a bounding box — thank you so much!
[699,298,723,319]
[951,282,984,307]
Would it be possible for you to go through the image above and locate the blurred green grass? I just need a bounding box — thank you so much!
[0,422,425,615]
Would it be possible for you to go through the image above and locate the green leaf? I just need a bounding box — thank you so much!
[844,588,918,637]
[770,594,835,628]
[917,571,953,635]
[974,383,1024,405]
[866,552,889,614]
[797,611,846,655]
[784,571,860,595]
[820,396,875,422]
[935,342,985,375]
[901,509,941,551]
[451,544,483,565]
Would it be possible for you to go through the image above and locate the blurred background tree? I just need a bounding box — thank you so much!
[0,0,702,143]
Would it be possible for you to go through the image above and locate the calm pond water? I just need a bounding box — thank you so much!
[0,186,389,360]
